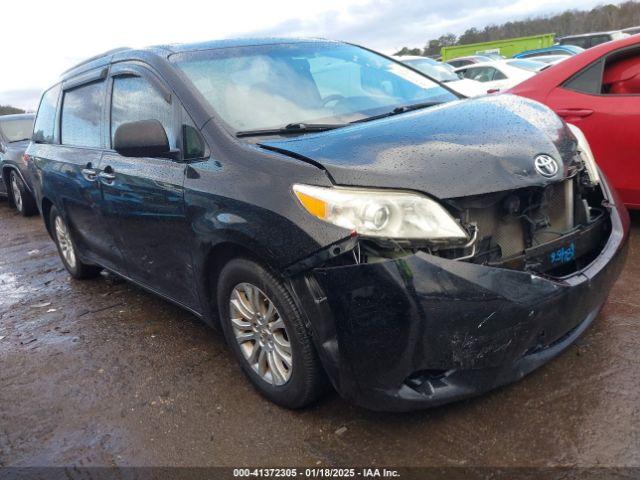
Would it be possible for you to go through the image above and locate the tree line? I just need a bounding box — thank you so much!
[0,105,26,116]
[395,1,640,57]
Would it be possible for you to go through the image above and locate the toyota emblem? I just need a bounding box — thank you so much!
[534,154,559,178]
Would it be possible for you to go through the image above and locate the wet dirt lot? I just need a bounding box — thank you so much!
[0,201,638,468]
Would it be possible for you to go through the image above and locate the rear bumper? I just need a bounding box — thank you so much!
[291,190,629,412]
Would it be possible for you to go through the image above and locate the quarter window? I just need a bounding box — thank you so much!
[563,60,605,94]
[61,82,106,148]
[182,122,206,159]
[111,76,174,148]
[33,84,61,144]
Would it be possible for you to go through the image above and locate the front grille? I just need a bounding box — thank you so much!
[464,180,574,258]
[350,166,610,278]
[446,176,611,276]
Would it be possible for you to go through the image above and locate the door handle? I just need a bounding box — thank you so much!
[81,168,97,181]
[99,167,116,184]
[81,162,97,181]
[556,108,594,119]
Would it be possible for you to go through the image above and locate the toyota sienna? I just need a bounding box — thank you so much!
[27,39,629,411]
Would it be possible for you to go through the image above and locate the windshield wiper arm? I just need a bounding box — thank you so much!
[8,138,31,143]
[350,101,443,125]
[236,123,345,138]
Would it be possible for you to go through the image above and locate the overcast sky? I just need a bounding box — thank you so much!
[0,0,623,110]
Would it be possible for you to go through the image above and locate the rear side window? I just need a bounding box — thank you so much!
[110,76,174,148]
[564,59,605,94]
[61,82,106,148]
[33,85,61,144]
[492,68,507,80]
[589,35,612,47]
[462,66,505,82]
[561,37,589,49]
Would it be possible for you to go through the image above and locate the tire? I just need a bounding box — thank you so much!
[49,206,102,279]
[9,170,37,217]
[217,257,327,408]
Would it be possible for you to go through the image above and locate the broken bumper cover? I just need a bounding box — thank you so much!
[291,201,629,412]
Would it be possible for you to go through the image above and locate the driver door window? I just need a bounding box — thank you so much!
[111,75,175,149]
[602,50,640,95]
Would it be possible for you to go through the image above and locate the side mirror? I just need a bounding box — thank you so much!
[114,119,170,158]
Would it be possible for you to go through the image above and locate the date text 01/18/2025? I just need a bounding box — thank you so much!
[233,468,400,478]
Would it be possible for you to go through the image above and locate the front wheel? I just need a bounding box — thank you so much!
[9,171,37,216]
[217,258,327,408]
[49,206,102,279]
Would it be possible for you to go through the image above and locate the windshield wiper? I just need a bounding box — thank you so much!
[350,101,443,125]
[8,138,31,143]
[236,123,345,138]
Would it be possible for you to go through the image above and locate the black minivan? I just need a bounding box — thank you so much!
[28,38,629,411]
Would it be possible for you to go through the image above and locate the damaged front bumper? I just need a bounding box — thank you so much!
[289,195,629,412]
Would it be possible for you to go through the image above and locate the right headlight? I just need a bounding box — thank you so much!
[567,123,600,185]
[292,184,468,241]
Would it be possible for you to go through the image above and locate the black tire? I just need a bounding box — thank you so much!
[49,206,102,279]
[9,170,37,217]
[217,257,327,408]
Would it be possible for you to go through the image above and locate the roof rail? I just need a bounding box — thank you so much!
[61,47,131,75]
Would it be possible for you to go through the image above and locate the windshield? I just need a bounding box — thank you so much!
[403,59,460,82]
[171,42,458,133]
[0,117,34,142]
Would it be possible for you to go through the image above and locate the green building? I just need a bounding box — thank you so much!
[441,33,556,60]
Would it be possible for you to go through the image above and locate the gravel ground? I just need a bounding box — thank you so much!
[0,201,638,468]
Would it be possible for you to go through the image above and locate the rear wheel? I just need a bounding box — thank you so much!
[9,171,37,217]
[49,206,102,279]
[217,258,327,408]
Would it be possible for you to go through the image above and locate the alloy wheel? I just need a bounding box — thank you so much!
[54,215,77,270]
[229,282,293,386]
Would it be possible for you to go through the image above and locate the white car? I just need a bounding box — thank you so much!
[454,60,543,94]
[394,55,487,97]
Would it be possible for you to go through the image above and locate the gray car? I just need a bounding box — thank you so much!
[0,113,37,215]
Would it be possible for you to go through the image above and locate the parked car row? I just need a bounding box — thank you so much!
[453,59,544,93]
[0,35,633,412]
[0,113,37,216]
[391,55,487,96]
[398,46,584,95]
[393,34,640,210]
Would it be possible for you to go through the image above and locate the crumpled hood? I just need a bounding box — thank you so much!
[260,94,576,199]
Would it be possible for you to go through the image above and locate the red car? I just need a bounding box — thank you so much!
[509,35,640,209]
